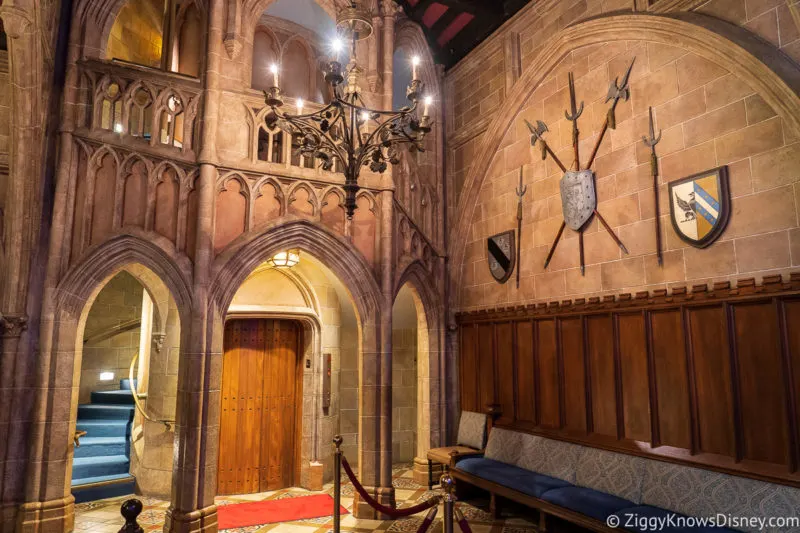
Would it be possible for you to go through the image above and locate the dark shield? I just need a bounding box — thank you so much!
[486,230,516,284]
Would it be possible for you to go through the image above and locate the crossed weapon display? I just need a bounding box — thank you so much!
[526,58,636,275]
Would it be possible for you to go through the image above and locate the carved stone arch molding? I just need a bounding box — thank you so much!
[449,12,800,308]
[211,218,381,319]
[22,235,193,531]
[394,259,448,470]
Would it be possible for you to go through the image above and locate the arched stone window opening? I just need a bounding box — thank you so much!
[105,0,205,76]
[127,86,154,139]
[252,28,280,91]
[257,123,285,164]
[159,93,184,148]
[100,82,123,132]
[291,132,316,169]
[73,265,181,501]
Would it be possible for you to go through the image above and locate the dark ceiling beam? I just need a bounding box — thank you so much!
[429,6,460,36]
[441,10,502,65]
[411,0,437,16]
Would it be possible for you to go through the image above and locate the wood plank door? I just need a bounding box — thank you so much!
[218,319,301,495]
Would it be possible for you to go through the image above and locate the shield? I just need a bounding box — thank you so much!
[560,170,596,231]
[669,166,730,248]
[486,230,516,284]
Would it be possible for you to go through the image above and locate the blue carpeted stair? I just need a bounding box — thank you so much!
[71,379,137,503]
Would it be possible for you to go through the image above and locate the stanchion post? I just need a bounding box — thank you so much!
[119,499,143,533]
[441,472,456,533]
[333,435,343,533]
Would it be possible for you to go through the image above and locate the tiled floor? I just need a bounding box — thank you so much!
[73,464,540,533]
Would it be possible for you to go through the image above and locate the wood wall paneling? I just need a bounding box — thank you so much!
[560,318,587,434]
[649,309,692,450]
[733,302,788,466]
[687,306,735,457]
[514,321,536,426]
[456,278,800,486]
[496,322,516,425]
[460,325,479,413]
[478,324,496,411]
[617,312,651,443]
[537,320,561,429]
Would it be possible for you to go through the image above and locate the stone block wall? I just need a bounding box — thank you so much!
[105,0,164,68]
[391,327,417,463]
[80,271,144,403]
[447,1,800,311]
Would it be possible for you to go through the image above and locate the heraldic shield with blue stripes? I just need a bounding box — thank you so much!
[669,168,729,247]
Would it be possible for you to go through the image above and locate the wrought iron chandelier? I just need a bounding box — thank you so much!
[263,1,433,219]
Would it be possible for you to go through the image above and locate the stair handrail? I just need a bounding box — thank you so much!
[128,353,174,431]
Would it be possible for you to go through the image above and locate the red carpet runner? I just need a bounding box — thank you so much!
[217,494,349,529]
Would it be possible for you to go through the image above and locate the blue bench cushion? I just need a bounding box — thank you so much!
[456,457,572,498]
[540,486,635,522]
[612,506,739,533]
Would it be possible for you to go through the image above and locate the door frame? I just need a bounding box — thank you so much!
[222,311,320,490]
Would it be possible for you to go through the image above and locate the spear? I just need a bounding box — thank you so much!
[643,106,663,266]
[515,167,527,288]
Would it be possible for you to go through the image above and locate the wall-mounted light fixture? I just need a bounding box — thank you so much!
[268,249,300,268]
[99,371,115,381]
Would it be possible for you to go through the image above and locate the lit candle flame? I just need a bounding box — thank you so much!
[270,63,279,87]
[412,56,420,80]
[297,98,304,115]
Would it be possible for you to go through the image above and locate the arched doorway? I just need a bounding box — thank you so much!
[217,250,363,494]
[71,264,181,502]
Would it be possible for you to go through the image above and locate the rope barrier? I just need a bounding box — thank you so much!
[415,506,438,533]
[454,506,472,533]
[340,454,439,518]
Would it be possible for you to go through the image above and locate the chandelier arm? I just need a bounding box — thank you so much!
[339,98,419,117]
[278,113,350,168]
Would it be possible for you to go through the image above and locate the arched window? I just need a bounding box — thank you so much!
[106,0,204,75]
[106,0,166,68]
[252,30,279,91]
[281,40,312,101]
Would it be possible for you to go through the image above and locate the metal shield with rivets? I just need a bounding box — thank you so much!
[560,170,596,231]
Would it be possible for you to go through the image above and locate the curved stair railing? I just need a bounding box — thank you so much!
[128,353,175,430]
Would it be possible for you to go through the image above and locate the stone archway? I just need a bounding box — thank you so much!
[448,12,800,309]
[18,235,193,533]
[394,260,446,484]
[209,218,387,518]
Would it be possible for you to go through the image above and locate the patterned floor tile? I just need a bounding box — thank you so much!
[75,463,539,533]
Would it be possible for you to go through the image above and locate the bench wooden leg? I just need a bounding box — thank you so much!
[538,510,547,532]
[428,459,434,490]
[489,493,501,520]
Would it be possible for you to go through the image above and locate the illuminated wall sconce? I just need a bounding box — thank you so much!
[99,371,115,381]
[268,249,300,268]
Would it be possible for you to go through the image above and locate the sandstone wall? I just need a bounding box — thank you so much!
[80,271,144,403]
[447,0,800,311]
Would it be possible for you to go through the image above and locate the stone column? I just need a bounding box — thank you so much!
[2,3,72,532]
[377,189,395,508]
[164,0,223,531]
[381,0,396,111]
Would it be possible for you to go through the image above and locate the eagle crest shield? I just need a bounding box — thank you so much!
[668,167,730,248]
[486,230,516,284]
[560,170,596,231]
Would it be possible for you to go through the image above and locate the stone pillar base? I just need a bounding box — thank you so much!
[164,504,218,533]
[16,496,74,533]
[412,456,441,487]
[301,461,324,492]
[352,485,395,519]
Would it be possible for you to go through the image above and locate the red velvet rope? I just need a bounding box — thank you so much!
[415,507,438,533]
[455,507,473,533]
[340,455,438,518]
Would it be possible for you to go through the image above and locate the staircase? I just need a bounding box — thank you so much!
[71,379,137,503]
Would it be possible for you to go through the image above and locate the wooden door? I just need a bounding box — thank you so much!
[218,319,301,495]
